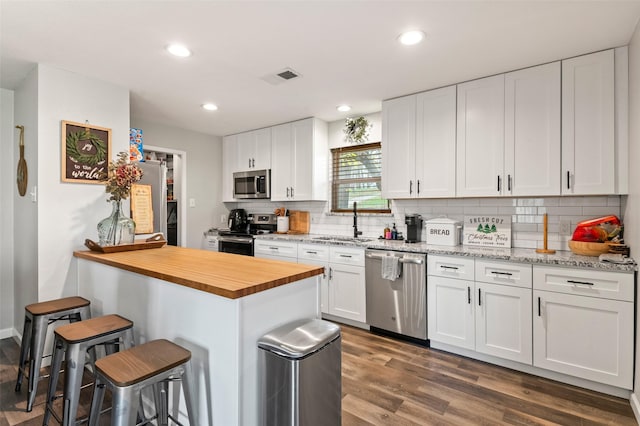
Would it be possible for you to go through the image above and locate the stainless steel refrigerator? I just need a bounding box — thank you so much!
[137,160,168,237]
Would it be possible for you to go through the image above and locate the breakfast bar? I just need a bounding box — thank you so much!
[73,246,324,426]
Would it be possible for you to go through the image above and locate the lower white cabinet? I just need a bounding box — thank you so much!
[533,266,634,389]
[298,243,330,314]
[428,256,533,364]
[326,246,366,322]
[254,239,297,262]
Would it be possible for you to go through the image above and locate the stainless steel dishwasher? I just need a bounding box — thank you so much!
[365,249,427,343]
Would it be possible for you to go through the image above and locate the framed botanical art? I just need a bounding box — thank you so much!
[61,120,111,183]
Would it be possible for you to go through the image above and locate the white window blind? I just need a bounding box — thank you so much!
[331,142,390,213]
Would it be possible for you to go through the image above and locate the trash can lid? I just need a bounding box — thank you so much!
[258,318,341,359]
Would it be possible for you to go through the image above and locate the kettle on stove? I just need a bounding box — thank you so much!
[228,209,248,233]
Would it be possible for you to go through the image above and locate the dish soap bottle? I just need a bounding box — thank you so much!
[384,224,391,239]
[391,223,397,240]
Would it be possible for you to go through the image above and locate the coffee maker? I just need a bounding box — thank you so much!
[228,209,248,233]
[405,214,423,243]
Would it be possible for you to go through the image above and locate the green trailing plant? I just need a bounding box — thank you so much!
[344,116,371,144]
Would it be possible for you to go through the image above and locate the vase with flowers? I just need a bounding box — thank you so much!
[97,151,143,246]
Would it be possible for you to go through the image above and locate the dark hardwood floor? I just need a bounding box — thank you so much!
[1,324,637,425]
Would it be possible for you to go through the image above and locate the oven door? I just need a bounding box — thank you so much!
[218,235,254,256]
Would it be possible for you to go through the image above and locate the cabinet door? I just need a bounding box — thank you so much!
[270,123,293,201]
[222,135,237,202]
[236,131,255,171]
[475,282,532,364]
[533,290,633,389]
[328,263,366,322]
[456,74,505,197]
[291,118,313,200]
[415,86,456,198]
[300,259,329,314]
[427,276,475,350]
[505,62,561,196]
[381,95,416,198]
[562,49,615,195]
[253,127,272,170]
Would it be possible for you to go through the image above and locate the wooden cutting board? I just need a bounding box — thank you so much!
[288,210,310,234]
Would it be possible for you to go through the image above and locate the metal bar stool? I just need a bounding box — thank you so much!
[15,296,91,412]
[43,314,135,426]
[88,339,198,426]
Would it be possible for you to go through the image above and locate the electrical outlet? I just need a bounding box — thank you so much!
[221,214,227,223]
[559,220,571,236]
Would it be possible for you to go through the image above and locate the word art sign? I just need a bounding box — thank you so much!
[61,121,111,184]
[463,215,512,248]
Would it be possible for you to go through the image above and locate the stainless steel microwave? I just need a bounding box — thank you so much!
[233,169,271,199]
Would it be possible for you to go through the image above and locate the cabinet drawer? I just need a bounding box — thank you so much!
[533,266,634,302]
[329,246,365,266]
[475,260,532,289]
[428,255,474,280]
[254,239,297,259]
[298,243,330,262]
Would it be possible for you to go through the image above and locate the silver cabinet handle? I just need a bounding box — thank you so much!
[567,280,594,286]
[306,251,318,255]
[491,271,513,276]
[441,265,459,270]
[248,158,252,168]
[329,267,333,280]
[339,254,352,258]
[291,187,294,198]
[286,187,290,197]
[409,180,413,195]
[252,158,255,168]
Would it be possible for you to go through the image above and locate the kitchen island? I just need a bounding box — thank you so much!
[74,245,324,426]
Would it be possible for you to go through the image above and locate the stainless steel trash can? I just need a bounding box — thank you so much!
[258,318,341,426]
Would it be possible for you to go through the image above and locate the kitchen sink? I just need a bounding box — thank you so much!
[311,236,372,243]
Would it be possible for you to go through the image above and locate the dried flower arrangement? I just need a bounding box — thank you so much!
[104,151,143,202]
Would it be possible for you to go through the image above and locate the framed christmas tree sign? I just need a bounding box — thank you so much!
[463,215,512,248]
[61,120,111,184]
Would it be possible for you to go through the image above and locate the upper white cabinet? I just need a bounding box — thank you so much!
[236,127,271,171]
[271,118,328,201]
[222,135,237,202]
[562,48,628,195]
[457,63,561,197]
[456,74,505,197]
[382,85,456,198]
[505,62,561,196]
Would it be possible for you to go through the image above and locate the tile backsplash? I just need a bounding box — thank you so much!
[225,195,624,251]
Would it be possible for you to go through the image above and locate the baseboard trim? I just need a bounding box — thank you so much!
[0,328,13,339]
[630,393,640,425]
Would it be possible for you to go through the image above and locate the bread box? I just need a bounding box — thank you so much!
[425,217,462,246]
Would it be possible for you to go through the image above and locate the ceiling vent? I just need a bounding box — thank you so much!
[262,67,302,85]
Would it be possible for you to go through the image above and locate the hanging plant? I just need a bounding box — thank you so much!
[343,116,371,144]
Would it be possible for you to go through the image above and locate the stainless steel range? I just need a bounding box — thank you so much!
[218,213,277,256]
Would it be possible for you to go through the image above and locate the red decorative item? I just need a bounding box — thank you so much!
[571,215,622,243]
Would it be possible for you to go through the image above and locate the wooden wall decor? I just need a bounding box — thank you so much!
[15,125,27,196]
[61,120,111,184]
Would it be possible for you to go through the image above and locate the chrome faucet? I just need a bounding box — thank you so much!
[353,202,362,238]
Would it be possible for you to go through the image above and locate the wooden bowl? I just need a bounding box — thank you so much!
[568,240,610,257]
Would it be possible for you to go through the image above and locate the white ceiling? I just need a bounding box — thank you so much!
[2,1,640,138]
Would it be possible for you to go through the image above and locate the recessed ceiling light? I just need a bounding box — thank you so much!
[202,103,218,111]
[337,105,351,112]
[166,43,192,58]
[398,30,425,46]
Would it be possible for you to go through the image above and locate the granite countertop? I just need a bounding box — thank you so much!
[255,234,637,272]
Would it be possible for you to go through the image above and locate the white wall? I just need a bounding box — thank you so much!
[130,118,224,248]
[36,64,130,303]
[626,18,640,405]
[13,67,39,332]
[0,88,15,337]
[327,112,381,149]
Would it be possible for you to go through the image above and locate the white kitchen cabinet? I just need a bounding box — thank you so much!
[381,86,456,198]
[429,256,533,364]
[271,118,328,201]
[532,266,634,389]
[562,49,615,195]
[505,62,561,196]
[236,127,271,171]
[456,74,505,197]
[254,239,297,262]
[326,246,366,322]
[222,135,237,202]
[298,243,330,314]
[427,256,475,349]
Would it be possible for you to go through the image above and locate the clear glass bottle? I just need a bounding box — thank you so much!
[97,200,136,246]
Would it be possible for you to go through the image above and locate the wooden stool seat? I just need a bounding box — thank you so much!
[89,339,197,426]
[55,314,133,343]
[95,339,191,387]
[15,297,91,412]
[25,296,90,316]
[43,314,135,426]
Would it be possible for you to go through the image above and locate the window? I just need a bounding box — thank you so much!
[331,142,390,213]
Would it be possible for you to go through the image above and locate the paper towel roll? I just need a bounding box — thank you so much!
[277,216,289,233]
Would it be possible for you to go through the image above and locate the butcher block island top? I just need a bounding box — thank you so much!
[74,245,323,299]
